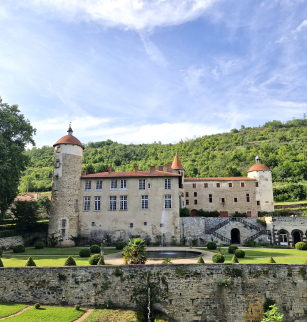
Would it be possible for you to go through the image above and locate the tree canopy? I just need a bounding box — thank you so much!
[0,98,36,218]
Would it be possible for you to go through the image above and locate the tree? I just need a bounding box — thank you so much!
[0,98,36,219]
[37,195,51,216]
[11,200,39,234]
[123,238,147,264]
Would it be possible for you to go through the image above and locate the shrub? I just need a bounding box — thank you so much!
[162,258,172,264]
[64,256,76,266]
[198,210,220,217]
[228,245,238,254]
[180,207,191,217]
[234,249,245,258]
[75,305,80,311]
[247,240,257,247]
[89,254,102,265]
[212,253,225,263]
[13,245,25,253]
[116,241,126,250]
[231,212,247,217]
[34,303,40,309]
[207,242,217,250]
[35,241,45,249]
[0,230,16,238]
[97,257,105,265]
[25,256,36,266]
[197,256,204,263]
[268,256,276,263]
[295,242,307,250]
[90,245,101,253]
[232,255,239,263]
[0,258,3,267]
[79,248,91,257]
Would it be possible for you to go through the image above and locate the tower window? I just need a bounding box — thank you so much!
[141,195,148,209]
[95,197,101,211]
[85,181,91,191]
[160,223,163,227]
[55,160,60,168]
[56,146,60,153]
[246,194,250,202]
[194,200,197,205]
[255,182,259,187]
[55,176,59,190]
[234,198,238,203]
[62,219,66,227]
[165,179,171,189]
[186,192,189,197]
[120,196,128,210]
[164,195,172,209]
[204,183,208,188]
[148,183,151,189]
[130,223,133,228]
[229,183,232,188]
[194,192,197,197]
[241,182,245,187]
[110,180,117,190]
[257,200,260,206]
[96,181,102,191]
[84,197,90,211]
[74,200,78,212]
[144,222,147,226]
[209,194,212,203]
[61,229,65,237]
[192,183,196,188]
[186,200,189,205]
[221,198,225,203]
[120,180,127,190]
[109,196,117,211]
[92,222,95,226]
[139,179,146,190]
[216,183,220,188]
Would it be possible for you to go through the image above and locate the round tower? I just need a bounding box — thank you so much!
[48,124,84,246]
[247,155,274,212]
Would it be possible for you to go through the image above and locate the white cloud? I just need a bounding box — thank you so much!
[296,20,307,32]
[139,32,167,65]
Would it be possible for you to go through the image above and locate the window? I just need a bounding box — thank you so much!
[92,222,95,226]
[120,196,128,210]
[120,180,127,190]
[229,183,232,188]
[204,183,208,188]
[165,195,172,209]
[192,183,196,188]
[246,194,250,202]
[258,211,261,216]
[95,197,101,211]
[186,200,189,205]
[186,192,189,197]
[109,196,117,210]
[165,179,171,189]
[234,198,238,202]
[74,200,78,211]
[84,197,90,211]
[279,233,288,243]
[148,183,151,189]
[56,146,60,153]
[110,180,117,190]
[139,179,146,190]
[144,222,147,226]
[255,182,259,187]
[194,200,197,205]
[221,197,225,203]
[257,200,260,206]
[55,176,58,190]
[56,160,60,168]
[194,192,197,197]
[216,183,220,188]
[209,194,212,203]
[62,219,66,227]
[141,195,149,209]
[160,223,163,227]
[85,181,91,191]
[130,223,133,228]
[61,229,65,237]
[96,181,102,191]
[241,182,245,187]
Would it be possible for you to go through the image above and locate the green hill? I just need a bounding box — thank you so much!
[21,118,307,202]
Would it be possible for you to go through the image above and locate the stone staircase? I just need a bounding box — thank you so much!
[243,230,267,244]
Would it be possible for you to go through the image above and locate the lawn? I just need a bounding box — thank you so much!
[3,306,85,321]
[0,303,29,318]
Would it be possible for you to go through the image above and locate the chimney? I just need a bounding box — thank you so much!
[108,166,112,174]
[167,163,172,172]
[135,165,139,173]
[158,166,163,171]
[150,166,155,174]
[82,170,86,176]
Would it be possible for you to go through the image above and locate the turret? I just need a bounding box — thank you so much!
[247,156,274,212]
[48,125,84,246]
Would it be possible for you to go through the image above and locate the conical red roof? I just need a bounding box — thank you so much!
[171,154,184,170]
[53,135,84,150]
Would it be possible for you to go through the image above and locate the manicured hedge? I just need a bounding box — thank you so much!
[79,248,91,257]
[212,254,225,263]
[35,241,45,249]
[64,256,76,266]
[234,249,245,258]
[89,254,102,265]
[295,242,307,250]
[207,242,217,250]
[90,245,101,253]
[116,241,126,250]
[13,245,25,253]
[228,245,238,254]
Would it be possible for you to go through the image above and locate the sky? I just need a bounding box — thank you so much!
[1,0,307,148]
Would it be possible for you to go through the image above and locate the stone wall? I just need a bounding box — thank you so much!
[0,235,23,249]
[1,264,307,321]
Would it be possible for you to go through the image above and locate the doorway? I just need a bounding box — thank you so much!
[293,231,301,245]
[231,228,240,244]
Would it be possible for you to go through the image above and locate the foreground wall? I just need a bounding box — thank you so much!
[1,264,307,321]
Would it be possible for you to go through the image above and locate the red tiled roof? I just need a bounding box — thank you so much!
[14,193,52,202]
[171,154,184,170]
[53,135,84,150]
[81,170,181,179]
[184,177,255,182]
[248,164,270,172]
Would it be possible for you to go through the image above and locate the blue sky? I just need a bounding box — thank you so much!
[1,0,307,147]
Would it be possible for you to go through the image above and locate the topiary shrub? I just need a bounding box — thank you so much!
[0,258,4,267]
[89,254,102,265]
[228,245,238,254]
[268,256,276,263]
[25,256,36,266]
[232,255,239,263]
[90,245,101,253]
[197,256,205,263]
[35,241,45,249]
[75,305,80,311]
[13,245,25,253]
[34,303,40,309]
[79,248,91,257]
[64,256,76,266]
[234,249,245,258]
[97,256,105,265]
[295,242,307,250]
[207,242,217,250]
[212,253,225,263]
[116,241,126,250]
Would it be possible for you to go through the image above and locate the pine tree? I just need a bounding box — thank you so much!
[25,256,36,266]
[268,256,276,263]
[0,258,4,267]
[64,256,76,266]
[197,256,204,263]
[232,255,239,263]
[97,257,105,265]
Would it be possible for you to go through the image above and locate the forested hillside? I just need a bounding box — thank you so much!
[20,118,307,201]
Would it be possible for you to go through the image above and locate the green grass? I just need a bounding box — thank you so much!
[6,247,120,256]
[0,303,29,318]
[274,200,307,205]
[4,306,85,321]
[222,256,307,264]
